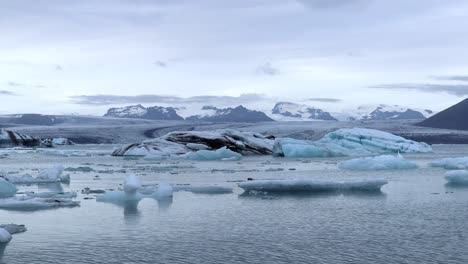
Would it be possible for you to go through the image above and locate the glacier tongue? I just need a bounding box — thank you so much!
[274,128,432,158]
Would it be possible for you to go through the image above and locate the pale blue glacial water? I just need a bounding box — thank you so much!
[0,144,467,264]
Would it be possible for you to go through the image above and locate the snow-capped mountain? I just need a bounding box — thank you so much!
[337,104,434,121]
[104,105,184,120]
[186,105,274,123]
[271,102,337,121]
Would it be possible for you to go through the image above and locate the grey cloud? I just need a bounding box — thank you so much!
[153,61,167,68]
[256,63,280,76]
[431,75,468,82]
[370,83,468,96]
[0,90,19,96]
[306,98,342,103]
[69,93,268,105]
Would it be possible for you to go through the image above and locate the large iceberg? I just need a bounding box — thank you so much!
[430,157,468,170]
[273,128,432,158]
[112,130,274,156]
[339,154,418,171]
[186,147,242,161]
[0,129,42,148]
[5,165,69,184]
[445,170,468,185]
[0,178,17,198]
[238,178,388,193]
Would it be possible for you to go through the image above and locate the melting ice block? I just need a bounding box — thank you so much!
[445,170,468,185]
[0,228,12,243]
[124,175,141,194]
[6,165,69,184]
[273,128,432,158]
[430,157,468,170]
[0,178,17,198]
[238,178,388,193]
[186,147,242,161]
[339,155,418,171]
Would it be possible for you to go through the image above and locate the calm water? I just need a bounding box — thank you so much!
[1,144,468,264]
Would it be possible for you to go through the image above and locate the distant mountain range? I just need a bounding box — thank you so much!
[102,103,434,122]
[104,105,184,120]
[418,98,468,130]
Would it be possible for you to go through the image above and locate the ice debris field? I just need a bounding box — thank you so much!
[1,127,467,247]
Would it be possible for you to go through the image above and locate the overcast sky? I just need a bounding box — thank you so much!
[1,0,468,115]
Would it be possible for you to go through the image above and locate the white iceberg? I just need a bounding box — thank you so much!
[5,165,69,184]
[0,178,17,198]
[339,155,418,171]
[238,178,388,192]
[0,197,80,211]
[186,147,242,161]
[445,170,468,185]
[0,228,12,243]
[172,184,233,194]
[430,157,468,170]
[273,128,432,158]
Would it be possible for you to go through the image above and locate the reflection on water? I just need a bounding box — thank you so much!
[0,243,6,261]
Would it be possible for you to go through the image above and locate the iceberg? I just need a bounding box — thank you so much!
[124,175,141,194]
[444,170,468,185]
[0,178,17,198]
[112,130,274,156]
[430,157,468,170]
[0,197,80,211]
[5,165,69,184]
[186,147,242,161]
[339,155,418,171]
[238,178,388,193]
[25,191,77,199]
[173,184,233,194]
[0,228,11,243]
[0,224,26,235]
[273,128,432,158]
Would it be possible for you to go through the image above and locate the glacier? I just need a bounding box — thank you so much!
[430,157,468,170]
[0,178,17,198]
[339,154,418,171]
[186,147,242,161]
[238,178,388,193]
[444,170,468,185]
[273,128,432,158]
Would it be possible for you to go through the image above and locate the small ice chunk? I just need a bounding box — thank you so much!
[37,165,65,181]
[7,165,69,184]
[187,147,242,161]
[238,178,387,192]
[0,178,17,198]
[445,170,468,185]
[124,175,141,194]
[0,197,80,211]
[154,183,173,198]
[339,155,418,171]
[430,157,468,170]
[0,228,12,243]
[25,191,78,199]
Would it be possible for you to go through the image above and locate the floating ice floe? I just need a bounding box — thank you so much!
[52,138,73,146]
[186,147,242,161]
[0,197,80,211]
[444,170,468,185]
[430,157,468,170]
[0,178,17,198]
[0,224,26,235]
[273,128,432,158]
[238,178,388,193]
[97,175,173,205]
[5,165,69,184]
[338,154,418,171]
[172,184,233,194]
[112,130,274,156]
[25,191,77,199]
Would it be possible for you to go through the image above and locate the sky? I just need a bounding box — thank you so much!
[2,0,468,115]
